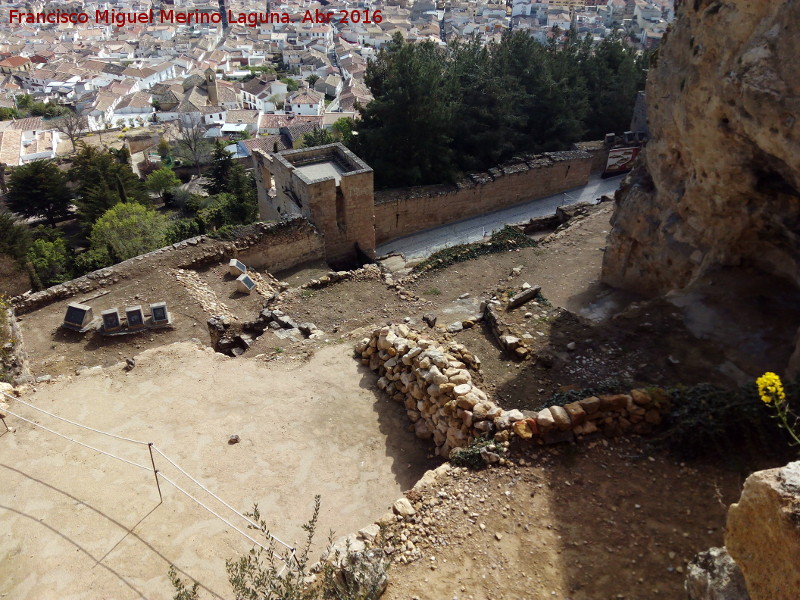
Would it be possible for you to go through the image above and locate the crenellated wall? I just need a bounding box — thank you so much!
[373,151,593,245]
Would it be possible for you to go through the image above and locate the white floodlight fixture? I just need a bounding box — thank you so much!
[229,258,247,276]
[125,305,146,329]
[149,301,171,325]
[101,308,122,332]
[62,302,93,331]
[236,274,256,294]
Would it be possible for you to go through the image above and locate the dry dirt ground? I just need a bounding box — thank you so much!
[0,342,431,599]
[381,438,750,600]
[1,203,778,599]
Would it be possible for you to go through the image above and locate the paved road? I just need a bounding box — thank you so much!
[376,173,625,260]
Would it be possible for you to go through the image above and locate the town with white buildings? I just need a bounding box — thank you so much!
[0,0,674,166]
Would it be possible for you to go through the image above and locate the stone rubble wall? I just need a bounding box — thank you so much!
[12,216,324,316]
[2,307,31,383]
[357,325,672,458]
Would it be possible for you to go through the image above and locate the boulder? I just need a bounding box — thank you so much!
[726,461,800,599]
[685,547,749,600]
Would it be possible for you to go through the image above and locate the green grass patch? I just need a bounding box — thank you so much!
[411,226,537,275]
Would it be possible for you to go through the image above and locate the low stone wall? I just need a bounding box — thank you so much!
[12,217,325,315]
[373,151,593,245]
[2,307,31,383]
[356,325,671,457]
[234,218,325,273]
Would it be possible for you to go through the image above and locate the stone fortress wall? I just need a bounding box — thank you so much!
[253,145,598,254]
[372,150,594,245]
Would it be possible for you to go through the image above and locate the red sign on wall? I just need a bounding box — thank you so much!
[603,146,641,177]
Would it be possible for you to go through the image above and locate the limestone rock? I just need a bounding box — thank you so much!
[513,419,535,439]
[548,405,572,431]
[392,497,416,517]
[603,1,800,302]
[358,524,381,542]
[726,461,800,600]
[536,408,555,432]
[685,547,749,600]
[507,285,542,309]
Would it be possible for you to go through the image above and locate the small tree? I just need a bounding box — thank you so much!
[27,235,71,290]
[307,74,320,88]
[0,210,32,264]
[174,116,212,177]
[52,111,89,153]
[157,137,171,159]
[69,145,148,229]
[7,160,72,227]
[203,142,235,195]
[90,202,168,262]
[146,167,181,201]
[331,118,356,146]
[301,127,336,148]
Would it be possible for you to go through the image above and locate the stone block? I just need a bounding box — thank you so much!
[536,408,555,432]
[563,402,587,426]
[599,394,631,411]
[548,405,572,430]
[630,388,653,406]
[507,285,542,309]
[578,395,601,415]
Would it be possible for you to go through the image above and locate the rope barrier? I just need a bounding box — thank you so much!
[1,394,298,572]
[0,390,149,446]
[156,471,293,574]
[1,407,151,472]
[151,445,295,552]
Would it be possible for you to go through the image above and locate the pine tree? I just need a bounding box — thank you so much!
[6,160,72,227]
[203,142,235,196]
[70,146,148,229]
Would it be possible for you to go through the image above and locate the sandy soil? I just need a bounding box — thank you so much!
[0,342,432,599]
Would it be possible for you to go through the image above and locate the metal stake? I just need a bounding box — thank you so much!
[148,443,163,504]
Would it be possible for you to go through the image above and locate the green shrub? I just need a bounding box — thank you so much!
[450,436,502,469]
[412,226,536,275]
[165,218,201,244]
[656,381,799,461]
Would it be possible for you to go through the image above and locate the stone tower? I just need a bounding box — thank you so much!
[205,67,219,105]
[251,143,375,268]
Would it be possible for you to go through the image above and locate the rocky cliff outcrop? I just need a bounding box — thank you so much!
[603,1,800,296]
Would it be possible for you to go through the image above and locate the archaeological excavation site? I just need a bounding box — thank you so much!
[1,1,800,600]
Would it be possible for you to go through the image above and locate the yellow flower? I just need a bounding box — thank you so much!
[756,372,785,404]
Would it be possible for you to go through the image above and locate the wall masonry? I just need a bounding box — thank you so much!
[357,324,671,458]
[373,151,593,245]
[12,217,324,315]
